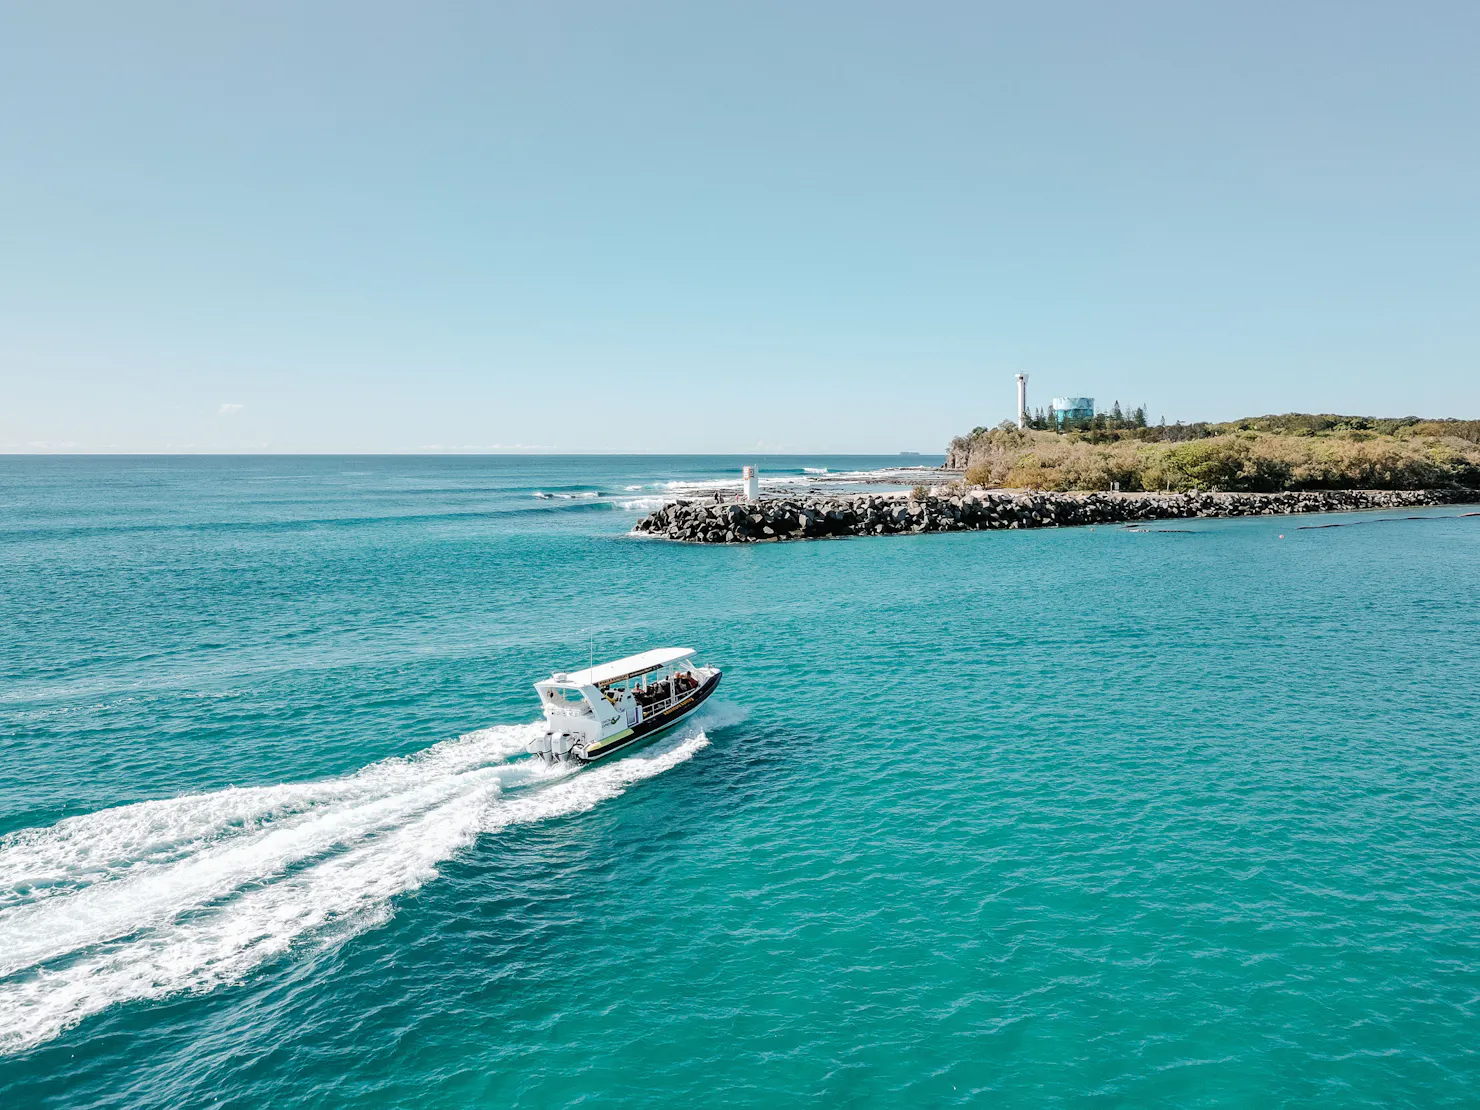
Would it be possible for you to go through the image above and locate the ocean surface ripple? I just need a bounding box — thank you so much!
[1,455,1478,1108]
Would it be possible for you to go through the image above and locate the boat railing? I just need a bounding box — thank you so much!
[634,694,670,724]
[633,681,701,724]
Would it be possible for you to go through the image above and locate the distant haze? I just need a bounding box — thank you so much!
[2,2,1478,453]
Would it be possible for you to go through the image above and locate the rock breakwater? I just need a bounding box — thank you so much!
[633,489,1474,543]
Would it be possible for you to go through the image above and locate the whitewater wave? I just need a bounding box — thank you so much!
[617,497,670,512]
[616,474,826,511]
[0,722,711,1055]
[656,476,810,493]
[531,490,601,501]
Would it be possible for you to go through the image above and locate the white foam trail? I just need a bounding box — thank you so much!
[0,726,535,909]
[0,723,710,1055]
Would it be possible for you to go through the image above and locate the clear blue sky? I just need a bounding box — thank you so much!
[3,1,1477,453]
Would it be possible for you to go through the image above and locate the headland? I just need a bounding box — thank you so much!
[948,414,1480,492]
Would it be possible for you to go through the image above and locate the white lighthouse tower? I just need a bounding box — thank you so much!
[1016,373,1029,429]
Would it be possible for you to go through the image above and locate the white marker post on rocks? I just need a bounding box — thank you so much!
[742,465,759,500]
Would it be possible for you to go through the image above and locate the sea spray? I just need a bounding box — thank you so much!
[0,720,716,1055]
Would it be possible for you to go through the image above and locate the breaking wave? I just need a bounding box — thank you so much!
[0,723,711,1055]
[531,489,601,501]
[614,474,822,512]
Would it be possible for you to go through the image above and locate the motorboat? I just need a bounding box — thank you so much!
[529,647,722,763]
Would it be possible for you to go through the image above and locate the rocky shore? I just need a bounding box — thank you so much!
[633,488,1475,543]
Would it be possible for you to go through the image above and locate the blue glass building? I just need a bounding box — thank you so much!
[1051,397,1095,424]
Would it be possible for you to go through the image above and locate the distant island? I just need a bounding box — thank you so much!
[947,413,1480,492]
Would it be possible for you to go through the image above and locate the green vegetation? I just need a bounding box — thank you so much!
[949,415,1480,492]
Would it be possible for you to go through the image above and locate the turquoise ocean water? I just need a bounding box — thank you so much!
[2,455,1479,1107]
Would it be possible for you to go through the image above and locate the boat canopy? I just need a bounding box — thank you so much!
[559,647,695,687]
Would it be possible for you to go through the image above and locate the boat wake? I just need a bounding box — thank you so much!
[0,720,715,1055]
